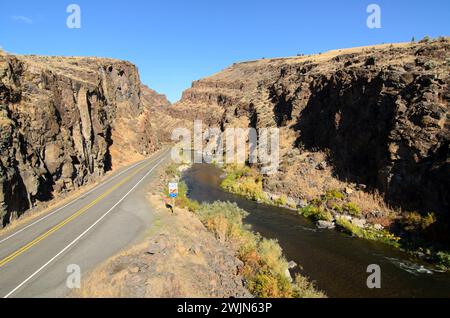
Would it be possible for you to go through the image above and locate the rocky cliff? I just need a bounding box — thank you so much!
[0,52,169,227]
[176,39,450,223]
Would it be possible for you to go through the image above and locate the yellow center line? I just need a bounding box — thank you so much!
[0,159,154,268]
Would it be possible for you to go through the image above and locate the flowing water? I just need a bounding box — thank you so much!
[183,163,450,298]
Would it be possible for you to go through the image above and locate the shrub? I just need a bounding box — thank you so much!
[336,217,364,237]
[343,203,361,217]
[336,217,400,247]
[258,238,288,276]
[402,212,437,232]
[248,270,293,298]
[325,189,345,200]
[292,275,326,298]
[243,237,297,298]
[298,205,333,222]
[274,195,287,207]
[197,201,248,243]
[165,163,180,179]
[437,251,450,270]
[177,196,200,212]
[331,204,344,213]
[420,35,431,43]
[221,164,268,202]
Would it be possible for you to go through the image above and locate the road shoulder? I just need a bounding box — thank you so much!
[74,163,250,298]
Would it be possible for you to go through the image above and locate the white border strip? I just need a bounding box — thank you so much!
[4,155,167,298]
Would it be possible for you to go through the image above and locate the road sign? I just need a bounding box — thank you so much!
[168,182,178,198]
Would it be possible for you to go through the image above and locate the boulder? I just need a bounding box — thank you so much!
[317,220,336,230]
[351,218,367,228]
[374,224,384,231]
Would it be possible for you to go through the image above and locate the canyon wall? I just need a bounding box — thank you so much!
[0,52,169,226]
[176,39,449,219]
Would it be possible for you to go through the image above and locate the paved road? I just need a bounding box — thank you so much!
[0,148,171,298]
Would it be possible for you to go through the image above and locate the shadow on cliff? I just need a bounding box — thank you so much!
[292,72,449,244]
[2,168,30,227]
[294,73,394,190]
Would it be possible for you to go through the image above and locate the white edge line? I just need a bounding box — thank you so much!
[0,151,165,245]
[4,155,167,298]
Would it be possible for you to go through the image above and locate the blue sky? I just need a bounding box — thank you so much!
[1,1,449,102]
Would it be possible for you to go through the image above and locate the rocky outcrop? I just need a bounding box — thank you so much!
[0,52,169,227]
[176,39,450,221]
[140,85,189,144]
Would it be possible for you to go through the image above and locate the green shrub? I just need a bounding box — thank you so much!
[336,217,364,237]
[220,164,268,202]
[336,217,400,247]
[325,189,345,200]
[343,203,361,217]
[298,205,317,218]
[292,275,326,298]
[298,205,333,222]
[437,251,450,270]
[177,196,200,212]
[331,204,344,213]
[420,35,431,43]
[274,195,288,207]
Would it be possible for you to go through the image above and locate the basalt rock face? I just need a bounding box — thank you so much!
[177,39,450,218]
[0,52,168,226]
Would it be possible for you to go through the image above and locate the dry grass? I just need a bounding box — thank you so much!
[348,191,397,224]
[204,42,417,82]
[265,145,403,226]
[72,242,150,298]
[269,150,342,200]
[0,116,13,126]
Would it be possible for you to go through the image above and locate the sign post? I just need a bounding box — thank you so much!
[168,182,178,212]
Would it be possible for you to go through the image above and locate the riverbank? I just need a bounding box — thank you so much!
[219,163,450,271]
[167,163,325,298]
[183,163,450,297]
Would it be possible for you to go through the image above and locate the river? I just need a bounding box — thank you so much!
[183,163,450,298]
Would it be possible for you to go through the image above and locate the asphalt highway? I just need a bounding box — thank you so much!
[0,148,171,298]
